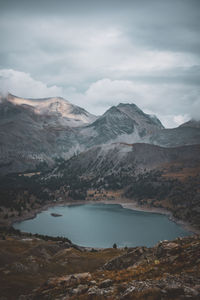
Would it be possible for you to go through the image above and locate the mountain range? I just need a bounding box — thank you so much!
[0,93,200,175]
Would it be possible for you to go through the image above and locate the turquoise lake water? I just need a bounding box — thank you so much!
[13,203,191,248]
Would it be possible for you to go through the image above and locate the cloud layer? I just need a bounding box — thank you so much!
[0,69,62,98]
[0,0,200,127]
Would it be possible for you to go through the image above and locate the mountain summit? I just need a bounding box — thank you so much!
[6,93,97,127]
[116,103,164,131]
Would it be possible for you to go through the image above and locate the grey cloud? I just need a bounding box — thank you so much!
[0,0,200,126]
[123,66,200,86]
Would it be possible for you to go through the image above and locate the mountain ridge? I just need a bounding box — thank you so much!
[6,93,97,127]
[179,119,200,128]
[0,93,200,175]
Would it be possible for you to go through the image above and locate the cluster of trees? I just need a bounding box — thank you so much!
[125,171,200,207]
[0,226,72,244]
[124,170,200,228]
[1,154,200,231]
[0,173,50,211]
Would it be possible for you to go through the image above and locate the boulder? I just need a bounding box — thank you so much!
[99,279,113,288]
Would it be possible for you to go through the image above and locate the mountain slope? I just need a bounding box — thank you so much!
[149,127,200,147]
[0,94,99,175]
[0,98,80,174]
[149,119,200,147]
[52,143,200,181]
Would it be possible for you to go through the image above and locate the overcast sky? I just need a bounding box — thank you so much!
[0,0,200,127]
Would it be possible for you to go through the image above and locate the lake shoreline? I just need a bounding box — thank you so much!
[8,197,200,237]
[102,198,200,236]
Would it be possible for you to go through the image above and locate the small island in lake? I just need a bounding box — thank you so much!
[51,213,62,217]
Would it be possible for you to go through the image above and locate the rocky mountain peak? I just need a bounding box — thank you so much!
[6,93,97,127]
[117,102,142,113]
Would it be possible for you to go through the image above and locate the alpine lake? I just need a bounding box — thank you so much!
[13,203,191,248]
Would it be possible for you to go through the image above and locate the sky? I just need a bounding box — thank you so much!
[0,0,200,128]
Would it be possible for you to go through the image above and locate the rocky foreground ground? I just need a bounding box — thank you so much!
[0,228,199,300]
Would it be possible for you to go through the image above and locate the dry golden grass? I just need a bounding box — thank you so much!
[0,236,124,300]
